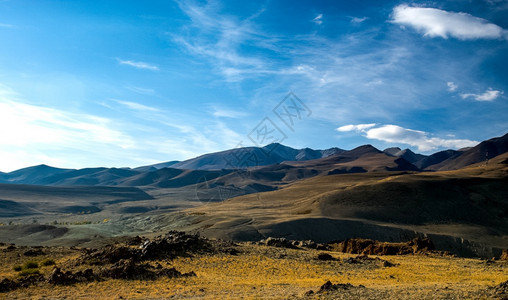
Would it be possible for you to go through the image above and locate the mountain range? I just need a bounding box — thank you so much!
[0,132,506,188]
[0,132,507,257]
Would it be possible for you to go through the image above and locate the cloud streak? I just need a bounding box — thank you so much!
[313,14,323,25]
[338,124,478,152]
[337,123,376,132]
[115,99,160,112]
[392,5,508,40]
[350,17,367,24]
[460,88,503,101]
[117,59,159,71]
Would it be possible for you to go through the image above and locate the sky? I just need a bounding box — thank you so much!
[0,0,507,172]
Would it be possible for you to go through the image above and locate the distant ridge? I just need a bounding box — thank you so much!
[2,165,72,185]
[170,143,344,170]
[383,147,427,164]
[1,132,507,187]
[426,132,508,171]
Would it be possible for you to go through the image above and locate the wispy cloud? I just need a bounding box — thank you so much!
[460,88,504,101]
[338,123,478,152]
[0,90,137,171]
[117,59,159,71]
[126,86,156,95]
[391,5,508,40]
[0,23,14,28]
[212,107,248,118]
[172,1,273,82]
[313,14,323,25]
[115,99,160,112]
[337,123,376,132]
[0,84,247,172]
[350,16,367,24]
[447,81,458,92]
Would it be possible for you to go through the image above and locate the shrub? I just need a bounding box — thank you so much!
[41,258,56,266]
[13,265,22,271]
[18,268,40,277]
[22,261,38,269]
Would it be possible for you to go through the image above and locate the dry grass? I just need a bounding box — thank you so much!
[1,243,506,299]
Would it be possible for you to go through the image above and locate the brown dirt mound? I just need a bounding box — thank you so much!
[328,237,435,255]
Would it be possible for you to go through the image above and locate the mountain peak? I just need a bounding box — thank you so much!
[384,147,402,156]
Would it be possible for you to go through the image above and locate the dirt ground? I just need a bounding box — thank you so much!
[0,238,506,299]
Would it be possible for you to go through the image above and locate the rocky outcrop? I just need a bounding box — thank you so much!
[328,237,435,255]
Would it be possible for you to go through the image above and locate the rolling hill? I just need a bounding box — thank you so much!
[173,152,508,257]
[0,132,507,256]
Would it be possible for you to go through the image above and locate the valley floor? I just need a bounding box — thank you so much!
[1,242,506,299]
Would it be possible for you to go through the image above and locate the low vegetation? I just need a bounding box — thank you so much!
[0,233,506,299]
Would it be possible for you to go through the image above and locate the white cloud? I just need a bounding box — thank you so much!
[313,14,323,25]
[117,59,159,71]
[447,81,458,92]
[460,88,503,101]
[0,96,137,171]
[392,5,508,40]
[351,17,367,24]
[115,99,160,112]
[337,123,376,132]
[0,23,14,28]
[340,124,478,152]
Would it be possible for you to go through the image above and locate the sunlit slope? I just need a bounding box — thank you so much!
[184,153,508,251]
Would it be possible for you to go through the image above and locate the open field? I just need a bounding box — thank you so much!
[0,239,507,299]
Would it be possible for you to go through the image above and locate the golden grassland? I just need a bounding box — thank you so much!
[1,242,507,299]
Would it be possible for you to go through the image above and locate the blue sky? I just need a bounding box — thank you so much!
[0,0,507,172]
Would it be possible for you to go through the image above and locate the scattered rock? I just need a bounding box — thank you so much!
[259,237,328,250]
[23,248,45,256]
[317,253,334,261]
[47,267,96,285]
[259,237,298,249]
[319,280,355,291]
[292,240,317,249]
[100,259,155,280]
[0,278,19,293]
[99,259,195,280]
[379,260,396,267]
[354,253,396,267]
[17,274,44,287]
[139,231,211,260]
[343,257,360,264]
[126,236,144,246]
[83,245,139,265]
